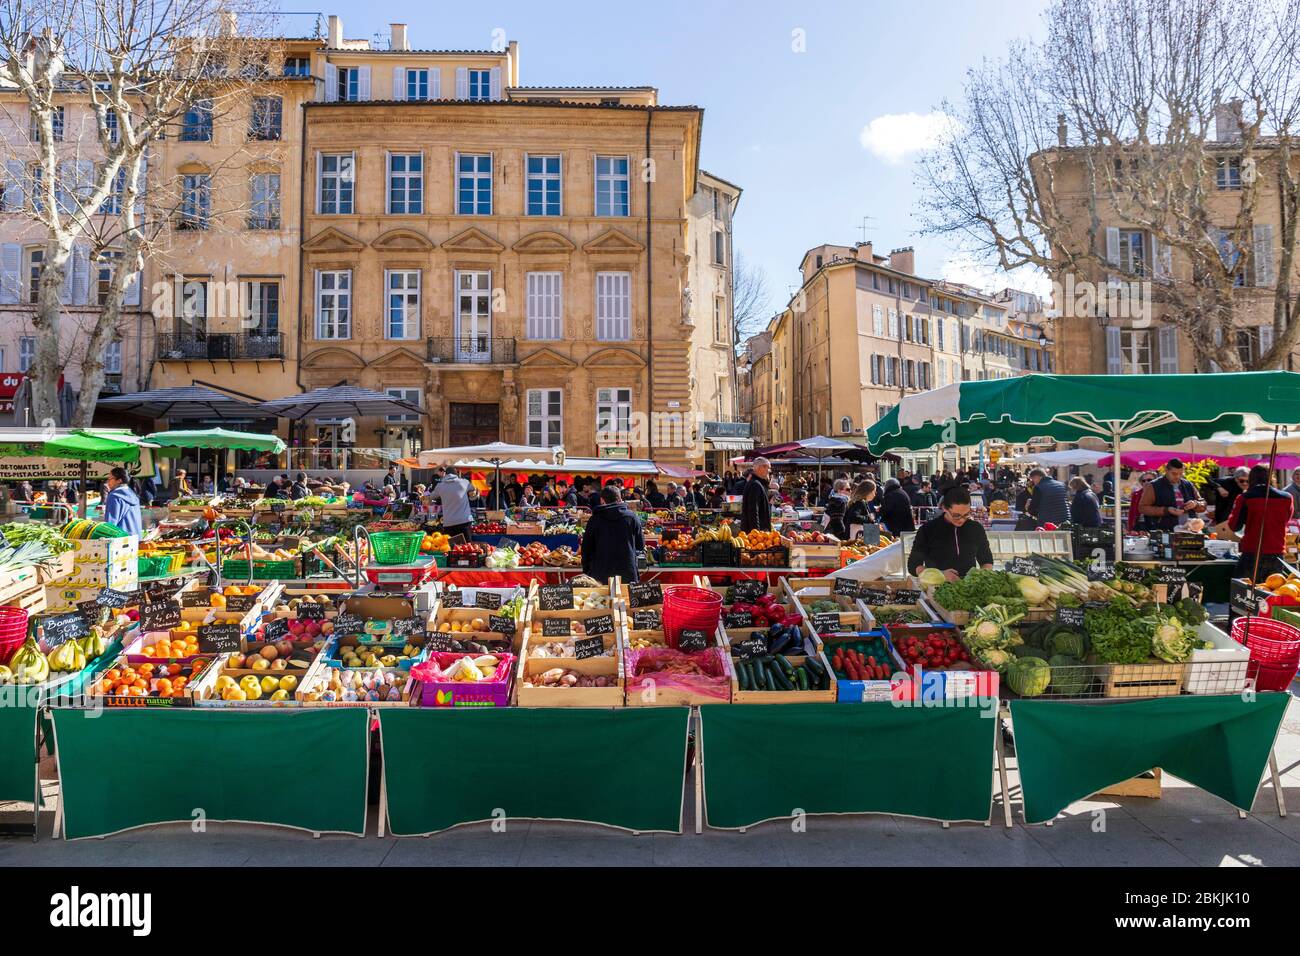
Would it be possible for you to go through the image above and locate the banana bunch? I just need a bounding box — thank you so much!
[47,640,87,673]
[9,637,50,684]
[695,523,735,544]
[77,628,108,661]
[445,654,500,682]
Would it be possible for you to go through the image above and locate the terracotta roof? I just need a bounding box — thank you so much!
[306,99,701,112]
[323,48,502,55]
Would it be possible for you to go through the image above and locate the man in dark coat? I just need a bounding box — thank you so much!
[581,484,645,583]
[740,458,772,532]
[878,478,916,535]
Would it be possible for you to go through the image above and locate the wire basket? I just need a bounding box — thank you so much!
[0,606,30,664]
[368,532,424,566]
[1231,616,1300,690]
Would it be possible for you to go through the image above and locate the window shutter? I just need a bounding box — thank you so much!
[357,66,371,101]
[3,160,24,211]
[489,66,501,100]
[1158,326,1179,373]
[1105,326,1122,374]
[72,242,90,305]
[0,243,19,304]
[1259,324,1275,359]
[123,264,140,306]
[455,67,468,99]
[429,67,441,99]
[324,65,338,102]
[392,67,405,101]
[1105,226,1120,265]
[1253,223,1275,287]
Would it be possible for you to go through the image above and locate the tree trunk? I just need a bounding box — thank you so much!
[30,237,73,426]
[72,296,121,428]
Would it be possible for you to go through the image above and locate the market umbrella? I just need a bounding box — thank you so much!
[97,386,268,421]
[145,428,288,491]
[1006,449,1112,467]
[789,435,859,491]
[257,385,425,421]
[865,372,1300,560]
[40,429,159,518]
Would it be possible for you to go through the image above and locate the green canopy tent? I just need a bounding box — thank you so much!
[145,428,287,491]
[865,372,1300,561]
[35,430,158,518]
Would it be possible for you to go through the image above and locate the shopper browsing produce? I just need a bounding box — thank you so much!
[1024,467,1071,527]
[580,483,645,583]
[1138,458,1206,531]
[1068,476,1103,528]
[878,478,916,535]
[906,486,994,581]
[1217,464,1294,579]
[102,466,142,536]
[740,457,772,532]
[430,468,475,539]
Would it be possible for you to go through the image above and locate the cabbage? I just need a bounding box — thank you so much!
[1014,575,1050,606]
[980,648,1014,672]
[1151,616,1195,663]
[918,567,947,588]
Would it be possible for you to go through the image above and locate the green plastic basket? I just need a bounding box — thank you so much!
[369,531,424,566]
[138,555,172,578]
[220,558,300,580]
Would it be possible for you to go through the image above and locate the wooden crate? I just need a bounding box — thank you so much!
[429,605,522,651]
[516,633,624,707]
[0,565,41,605]
[780,535,842,569]
[622,613,731,706]
[1097,769,1163,799]
[730,648,837,703]
[36,551,75,585]
[1103,662,1185,699]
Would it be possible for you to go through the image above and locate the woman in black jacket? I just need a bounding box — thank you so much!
[823,478,850,539]
[845,479,878,539]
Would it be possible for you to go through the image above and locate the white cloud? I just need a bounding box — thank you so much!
[858,111,959,164]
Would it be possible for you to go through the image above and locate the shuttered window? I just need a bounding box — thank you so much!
[595,272,630,340]
[526,272,562,339]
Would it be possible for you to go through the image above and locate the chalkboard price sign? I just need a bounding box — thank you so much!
[724,610,753,629]
[892,589,922,604]
[860,588,893,606]
[96,588,134,609]
[677,629,709,652]
[732,580,766,602]
[488,614,516,635]
[631,609,661,631]
[198,622,241,654]
[77,599,103,626]
[733,635,767,661]
[181,588,213,608]
[1117,563,1148,583]
[296,601,326,619]
[538,585,574,611]
[1056,606,1085,627]
[1154,565,1187,585]
[833,578,863,598]
[812,612,846,633]
[263,617,290,642]
[860,525,882,546]
[427,633,454,652]
[441,590,464,608]
[583,613,614,636]
[542,617,572,637]
[390,617,422,637]
[1085,563,1113,582]
[573,635,605,659]
[144,580,183,601]
[226,594,257,614]
[1006,557,1039,576]
[1187,582,1205,604]
[139,599,181,633]
[475,591,502,611]
[333,613,364,636]
[41,611,88,647]
[627,582,662,608]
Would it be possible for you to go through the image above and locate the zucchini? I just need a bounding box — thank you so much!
[795,666,810,691]
[751,658,768,690]
[737,661,751,691]
[774,654,795,678]
[768,660,794,691]
[803,655,826,682]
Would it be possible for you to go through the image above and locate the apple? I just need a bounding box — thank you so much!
[260,675,280,694]
[259,644,278,661]
[239,675,262,700]
[269,689,289,701]
[251,657,270,671]
[278,675,298,691]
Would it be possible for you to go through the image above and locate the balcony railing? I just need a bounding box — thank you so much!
[425,336,516,365]
[157,332,285,361]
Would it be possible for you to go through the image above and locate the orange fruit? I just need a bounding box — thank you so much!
[167,663,183,676]
[155,679,172,696]
[106,668,121,682]
[128,686,146,696]
[1265,573,1286,590]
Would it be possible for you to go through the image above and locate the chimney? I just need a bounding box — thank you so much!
[1056,113,1067,147]
[218,9,238,36]
[327,15,343,48]
[508,39,519,85]
[1214,100,1243,143]
[389,23,409,51]
[854,241,873,262]
[889,247,915,275]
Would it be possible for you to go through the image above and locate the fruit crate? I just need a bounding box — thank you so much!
[430,606,521,652]
[699,540,739,567]
[516,630,623,707]
[781,534,841,569]
[416,651,515,707]
[219,558,301,580]
[1184,621,1250,695]
[823,630,902,702]
[736,546,789,569]
[656,544,702,567]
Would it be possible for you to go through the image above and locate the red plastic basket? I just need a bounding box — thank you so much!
[1231,616,1300,665]
[1250,660,1299,692]
[0,605,30,665]
[662,585,722,649]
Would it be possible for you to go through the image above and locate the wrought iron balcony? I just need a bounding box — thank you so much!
[425,336,516,365]
[156,332,285,361]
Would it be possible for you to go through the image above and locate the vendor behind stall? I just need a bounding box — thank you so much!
[906,487,994,582]
[1138,458,1206,531]
[1218,464,1293,579]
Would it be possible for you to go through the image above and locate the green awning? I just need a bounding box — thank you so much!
[144,427,286,455]
[39,429,157,464]
[866,372,1300,454]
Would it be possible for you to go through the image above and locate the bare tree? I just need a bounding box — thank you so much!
[0,0,277,425]
[731,252,773,353]
[918,0,1300,371]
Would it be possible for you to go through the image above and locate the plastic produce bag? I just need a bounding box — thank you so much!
[624,645,731,703]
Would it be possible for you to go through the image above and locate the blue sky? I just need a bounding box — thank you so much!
[308,0,1049,315]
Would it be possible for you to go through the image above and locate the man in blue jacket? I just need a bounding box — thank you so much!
[102,467,143,536]
[581,484,645,583]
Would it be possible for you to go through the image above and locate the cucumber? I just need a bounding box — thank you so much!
[768,660,794,691]
[795,666,809,691]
